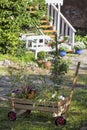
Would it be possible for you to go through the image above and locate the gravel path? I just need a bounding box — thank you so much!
[0,50,87,129]
[0,49,87,96]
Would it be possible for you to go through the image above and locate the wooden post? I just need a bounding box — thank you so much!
[11,98,15,111]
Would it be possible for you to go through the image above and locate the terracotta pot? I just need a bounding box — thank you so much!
[44,61,52,69]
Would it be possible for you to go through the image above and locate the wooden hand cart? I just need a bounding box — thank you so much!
[8,62,80,125]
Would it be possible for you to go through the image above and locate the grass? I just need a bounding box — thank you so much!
[0,51,35,65]
[0,67,8,75]
[0,88,87,130]
[0,54,87,130]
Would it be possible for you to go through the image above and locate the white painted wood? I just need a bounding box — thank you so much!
[61,19,64,35]
[25,35,55,59]
[48,3,76,45]
[45,0,63,6]
[60,12,76,33]
[21,1,76,58]
[54,10,57,30]
[47,4,50,20]
[65,24,68,36]
[57,4,61,37]
[72,32,75,47]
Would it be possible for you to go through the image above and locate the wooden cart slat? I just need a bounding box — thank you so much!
[12,97,69,107]
[9,62,80,118]
[10,97,71,114]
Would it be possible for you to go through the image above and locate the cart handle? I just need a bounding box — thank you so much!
[72,61,80,89]
[69,61,80,99]
[64,62,80,117]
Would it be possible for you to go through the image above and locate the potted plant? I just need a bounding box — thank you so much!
[44,57,52,69]
[59,43,70,56]
[37,51,52,69]
[37,51,46,61]
[74,41,86,54]
[58,35,70,43]
[37,51,46,67]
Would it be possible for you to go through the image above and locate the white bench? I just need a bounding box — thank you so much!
[25,35,55,59]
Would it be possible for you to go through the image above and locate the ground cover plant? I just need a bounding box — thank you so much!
[0,0,46,55]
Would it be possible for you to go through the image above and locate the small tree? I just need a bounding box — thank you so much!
[51,33,69,83]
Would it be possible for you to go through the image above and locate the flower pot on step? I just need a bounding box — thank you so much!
[44,61,52,69]
[59,51,66,57]
[75,50,83,55]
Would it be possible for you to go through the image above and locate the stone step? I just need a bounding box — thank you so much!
[40,20,49,23]
[39,25,53,29]
[43,30,56,33]
[48,34,55,38]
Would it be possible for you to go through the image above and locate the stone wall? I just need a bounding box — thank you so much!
[62,0,87,30]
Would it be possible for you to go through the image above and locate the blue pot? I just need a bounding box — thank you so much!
[75,50,83,55]
[59,51,66,57]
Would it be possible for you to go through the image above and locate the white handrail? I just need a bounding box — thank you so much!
[48,3,76,45]
[51,3,76,33]
[60,12,76,33]
[45,0,63,5]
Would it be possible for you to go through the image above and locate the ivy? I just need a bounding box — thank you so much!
[75,35,87,47]
[0,0,47,55]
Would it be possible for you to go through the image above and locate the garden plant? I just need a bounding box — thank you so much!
[0,0,87,129]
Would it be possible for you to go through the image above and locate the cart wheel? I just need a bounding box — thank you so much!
[55,116,66,126]
[24,109,31,117]
[8,111,16,121]
[25,109,31,114]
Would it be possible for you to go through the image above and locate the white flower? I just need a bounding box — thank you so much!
[58,36,64,42]
[59,95,65,100]
[38,99,42,102]
[52,91,57,98]
[10,16,14,20]
[74,42,85,50]
[11,92,16,97]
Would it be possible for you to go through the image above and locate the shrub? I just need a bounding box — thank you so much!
[75,35,87,48]
[74,42,86,50]
[59,43,70,52]
[37,51,46,60]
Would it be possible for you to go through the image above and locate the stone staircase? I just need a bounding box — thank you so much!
[39,18,56,39]
[28,1,76,44]
[29,6,56,39]
[22,0,76,59]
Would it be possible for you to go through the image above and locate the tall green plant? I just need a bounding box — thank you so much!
[51,56,69,83]
[51,33,69,83]
[0,0,33,54]
[75,35,87,48]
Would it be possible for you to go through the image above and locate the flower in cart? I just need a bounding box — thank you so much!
[11,86,36,99]
[12,89,19,93]
[22,86,36,99]
[58,95,65,100]
[11,89,20,97]
[51,91,57,98]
